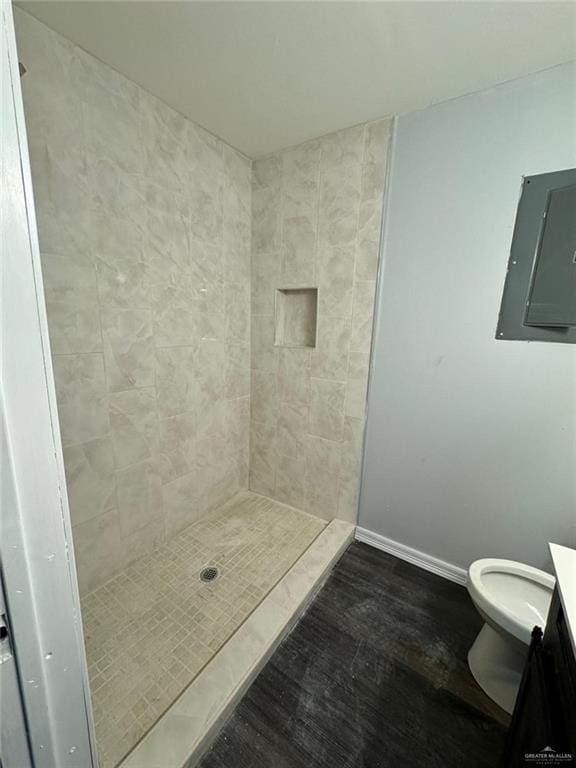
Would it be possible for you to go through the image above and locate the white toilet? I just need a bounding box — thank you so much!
[466,558,555,714]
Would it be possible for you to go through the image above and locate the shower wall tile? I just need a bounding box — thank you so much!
[276,455,307,509]
[116,458,163,537]
[158,411,197,483]
[224,343,250,399]
[249,118,392,524]
[309,378,346,442]
[305,467,340,521]
[277,348,311,405]
[249,421,277,497]
[63,438,116,526]
[45,302,102,355]
[16,8,251,592]
[277,402,309,458]
[346,351,370,418]
[72,509,124,593]
[304,435,342,477]
[52,353,109,446]
[101,308,155,392]
[109,388,159,470]
[251,371,278,425]
[162,472,201,538]
[311,316,351,380]
[317,245,356,318]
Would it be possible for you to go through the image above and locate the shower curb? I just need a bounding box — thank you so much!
[119,518,355,768]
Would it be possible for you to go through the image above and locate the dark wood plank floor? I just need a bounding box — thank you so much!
[199,542,509,768]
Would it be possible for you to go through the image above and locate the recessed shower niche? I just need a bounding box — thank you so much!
[274,287,318,348]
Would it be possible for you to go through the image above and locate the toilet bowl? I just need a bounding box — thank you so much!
[466,558,555,715]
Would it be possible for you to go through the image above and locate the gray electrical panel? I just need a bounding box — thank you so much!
[497,168,576,343]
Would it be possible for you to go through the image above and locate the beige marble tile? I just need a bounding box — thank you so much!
[338,416,365,522]
[109,388,159,470]
[189,123,224,179]
[52,353,109,445]
[21,14,255,652]
[253,154,282,189]
[20,61,85,185]
[317,245,356,317]
[101,308,155,392]
[162,471,200,537]
[311,315,351,380]
[277,402,309,458]
[224,397,250,456]
[309,378,346,441]
[249,421,277,496]
[190,239,224,288]
[121,516,349,768]
[281,214,317,285]
[72,509,123,593]
[73,41,140,110]
[42,252,98,306]
[251,315,277,373]
[320,124,366,169]
[224,343,250,399]
[194,394,226,443]
[305,468,340,521]
[358,194,384,248]
[223,192,251,284]
[275,287,317,348]
[361,158,386,201]
[268,518,353,613]
[363,118,392,166]
[189,168,223,243]
[224,145,251,204]
[63,438,116,526]
[282,141,320,220]
[82,86,142,176]
[16,12,80,153]
[123,514,165,565]
[195,340,226,407]
[224,281,250,344]
[318,163,362,247]
[146,182,189,270]
[346,351,370,418]
[93,213,148,308]
[31,151,93,257]
[155,347,198,418]
[252,184,281,253]
[116,458,162,537]
[251,249,281,316]
[355,234,381,282]
[87,156,147,234]
[251,370,278,425]
[141,93,189,193]
[277,347,311,405]
[337,473,361,524]
[45,301,102,355]
[350,280,377,353]
[303,434,341,476]
[275,454,307,509]
[150,274,200,348]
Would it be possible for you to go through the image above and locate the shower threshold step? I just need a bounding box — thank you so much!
[119,514,354,768]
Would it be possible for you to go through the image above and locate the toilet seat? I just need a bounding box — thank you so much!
[467,559,555,646]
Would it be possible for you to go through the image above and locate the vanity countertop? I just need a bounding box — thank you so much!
[550,542,576,659]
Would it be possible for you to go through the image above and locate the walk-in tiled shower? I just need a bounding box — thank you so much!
[15,7,390,765]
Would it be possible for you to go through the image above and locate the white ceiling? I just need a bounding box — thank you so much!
[18,1,576,158]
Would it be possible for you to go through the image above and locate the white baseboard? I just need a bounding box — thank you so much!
[355,526,467,585]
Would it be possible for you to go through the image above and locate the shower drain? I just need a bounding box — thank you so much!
[200,566,219,583]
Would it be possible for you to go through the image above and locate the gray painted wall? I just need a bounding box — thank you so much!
[359,62,576,573]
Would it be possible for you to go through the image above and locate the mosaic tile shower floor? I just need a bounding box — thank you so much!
[80,492,326,767]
